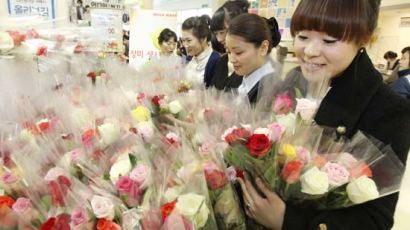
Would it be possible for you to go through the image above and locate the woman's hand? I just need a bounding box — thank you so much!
[238,176,286,230]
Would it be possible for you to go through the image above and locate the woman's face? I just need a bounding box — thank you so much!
[225,34,268,76]
[400,51,410,69]
[160,37,176,56]
[181,29,207,57]
[214,29,227,47]
[294,30,360,82]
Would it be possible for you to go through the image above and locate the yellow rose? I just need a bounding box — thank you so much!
[281,144,296,160]
[131,106,151,122]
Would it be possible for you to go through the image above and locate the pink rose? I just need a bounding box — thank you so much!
[12,197,31,214]
[295,98,318,121]
[273,94,293,115]
[199,142,214,156]
[267,122,284,142]
[164,212,193,230]
[44,167,65,182]
[225,166,237,181]
[130,164,151,188]
[115,176,134,193]
[71,207,89,227]
[69,149,83,162]
[296,147,311,164]
[165,132,180,145]
[0,172,18,184]
[322,162,350,186]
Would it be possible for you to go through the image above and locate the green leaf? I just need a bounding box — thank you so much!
[129,154,138,167]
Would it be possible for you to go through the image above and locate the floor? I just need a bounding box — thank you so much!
[393,155,410,230]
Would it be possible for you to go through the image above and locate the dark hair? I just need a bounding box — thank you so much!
[227,13,281,53]
[291,0,381,45]
[402,46,410,68]
[211,34,226,54]
[158,28,177,45]
[182,15,212,42]
[210,0,250,32]
[383,51,397,60]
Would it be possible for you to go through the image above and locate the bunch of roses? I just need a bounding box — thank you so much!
[276,144,380,207]
[222,122,285,190]
[109,153,152,207]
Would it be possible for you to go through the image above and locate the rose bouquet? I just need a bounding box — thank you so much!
[274,126,405,209]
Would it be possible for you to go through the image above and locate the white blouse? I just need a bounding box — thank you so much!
[185,45,213,85]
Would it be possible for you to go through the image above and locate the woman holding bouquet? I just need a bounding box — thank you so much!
[223,13,281,104]
[238,0,410,229]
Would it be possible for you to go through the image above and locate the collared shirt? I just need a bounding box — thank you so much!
[185,46,213,85]
[237,60,275,96]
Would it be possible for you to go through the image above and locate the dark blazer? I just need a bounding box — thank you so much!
[211,54,243,90]
[204,51,221,88]
[282,49,410,230]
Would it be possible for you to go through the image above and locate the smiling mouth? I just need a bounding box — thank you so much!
[302,60,325,71]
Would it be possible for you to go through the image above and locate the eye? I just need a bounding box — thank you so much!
[323,39,337,44]
[297,35,308,40]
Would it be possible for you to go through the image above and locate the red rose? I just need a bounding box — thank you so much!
[203,162,227,190]
[36,46,48,56]
[40,214,70,230]
[151,95,164,106]
[246,134,272,158]
[281,160,303,184]
[235,168,245,180]
[97,218,121,230]
[224,128,252,145]
[0,195,15,208]
[161,201,176,221]
[48,176,71,207]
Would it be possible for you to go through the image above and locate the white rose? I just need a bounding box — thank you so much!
[176,193,210,228]
[295,98,318,121]
[109,154,132,184]
[275,113,296,132]
[0,31,14,52]
[164,186,184,202]
[347,176,379,204]
[253,128,271,139]
[91,195,115,220]
[98,122,120,147]
[169,100,183,114]
[300,167,329,195]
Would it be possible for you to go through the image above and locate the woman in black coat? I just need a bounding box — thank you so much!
[238,0,410,229]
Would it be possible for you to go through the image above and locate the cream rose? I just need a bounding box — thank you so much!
[300,167,329,195]
[275,113,296,132]
[346,176,379,204]
[176,193,209,228]
[164,186,184,202]
[98,122,120,147]
[295,98,318,121]
[214,188,242,225]
[91,195,115,220]
[109,154,132,183]
[0,31,14,52]
[169,100,183,114]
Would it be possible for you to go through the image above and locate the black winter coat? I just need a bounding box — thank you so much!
[282,49,410,230]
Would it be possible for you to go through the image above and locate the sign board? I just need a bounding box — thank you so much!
[129,9,177,69]
[90,8,123,52]
[89,0,123,10]
[7,0,55,20]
